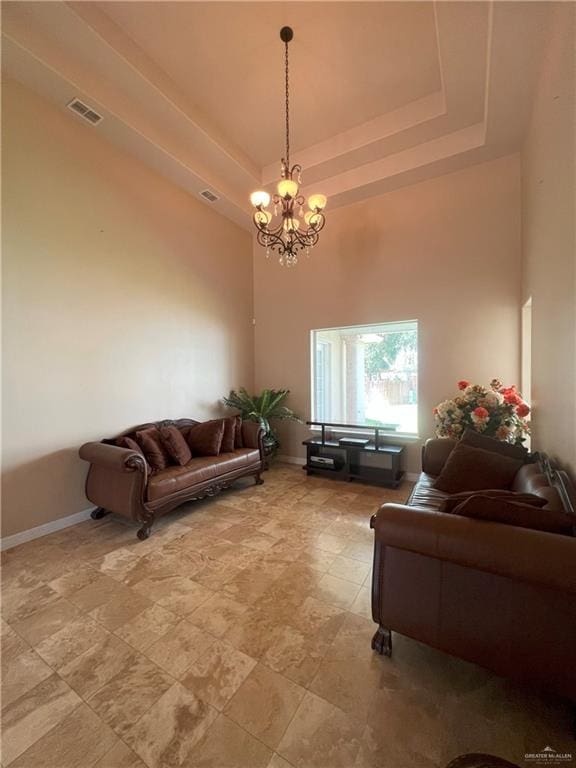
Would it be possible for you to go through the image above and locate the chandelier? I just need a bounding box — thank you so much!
[250,26,327,267]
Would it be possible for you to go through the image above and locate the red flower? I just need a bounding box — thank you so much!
[473,406,489,420]
[457,380,470,390]
[504,392,522,406]
[516,403,530,418]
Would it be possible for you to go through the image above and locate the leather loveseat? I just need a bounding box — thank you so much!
[79,418,264,540]
[370,438,576,704]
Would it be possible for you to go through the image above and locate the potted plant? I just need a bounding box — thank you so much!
[223,388,302,456]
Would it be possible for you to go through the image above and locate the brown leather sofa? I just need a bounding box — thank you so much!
[79,418,265,540]
[370,438,576,704]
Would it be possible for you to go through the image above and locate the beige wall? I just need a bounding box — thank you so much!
[521,3,576,475]
[1,79,254,538]
[254,155,522,474]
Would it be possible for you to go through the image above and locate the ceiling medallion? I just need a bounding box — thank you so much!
[250,26,327,267]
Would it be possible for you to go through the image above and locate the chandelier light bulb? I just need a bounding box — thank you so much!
[305,210,321,228]
[308,194,327,212]
[250,190,271,208]
[255,210,272,227]
[277,178,299,199]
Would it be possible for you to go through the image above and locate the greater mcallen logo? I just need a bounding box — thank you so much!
[525,746,574,764]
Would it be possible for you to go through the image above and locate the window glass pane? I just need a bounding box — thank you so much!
[311,321,418,434]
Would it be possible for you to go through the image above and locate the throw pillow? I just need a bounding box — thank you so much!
[452,495,575,535]
[460,428,528,462]
[116,435,144,455]
[440,489,547,514]
[135,428,172,472]
[433,443,523,493]
[186,419,225,456]
[214,416,236,453]
[160,426,192,466]
[234,416,243,449]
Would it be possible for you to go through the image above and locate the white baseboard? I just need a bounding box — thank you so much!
[276,455,418,483]
[0,507,93,551]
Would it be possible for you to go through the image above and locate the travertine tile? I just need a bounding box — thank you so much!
[277,690,364,768]
[91,547,143,582]
[295,548,337,573]
[34,614,110,669]
[340,540,374,563]
[182,639,256,710]
[132,575,213,616]
[87,652,173,737]
[187,593,249,638]
[266,754,294,768]
[114,604,180,652]
[67,573,130,613]
[89,587,152,631]
[0,620,29,664]
[1,649,53,709]
[58,635,137,699]
[188,713,272,768]
[224,664,306,750]
[8,703,117,768]
[2,576,60,623]
[289,596,346,638]
[94,741,147,768]
[328,555,371,585]
[349,586,372,620]
[10,599,81,647]
[327,613,376,660]
[222,566,276,603]
[310,573,361,610]
[188,559,242,590]
[225,606,285,659]
[144,619,216,679]
[1,674,82,766]
[123,682,218,768]
[48,566,103,597]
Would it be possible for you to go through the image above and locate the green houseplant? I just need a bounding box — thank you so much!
[223,388,302,455]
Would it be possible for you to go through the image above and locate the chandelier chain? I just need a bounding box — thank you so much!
[284,38,290,169]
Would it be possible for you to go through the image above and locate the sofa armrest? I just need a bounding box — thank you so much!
[241,421,265,452]
[79,442,147,475]
[371,503,576,594]
[421,438,456,475]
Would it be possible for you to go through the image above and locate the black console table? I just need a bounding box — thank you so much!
[302,421,405,488]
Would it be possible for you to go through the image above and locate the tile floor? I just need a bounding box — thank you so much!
[1,464,574,768]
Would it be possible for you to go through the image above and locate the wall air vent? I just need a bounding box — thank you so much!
[67,98,103,125]
[200,189,219,203]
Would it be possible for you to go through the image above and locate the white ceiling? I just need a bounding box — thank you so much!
[2,1,552,231]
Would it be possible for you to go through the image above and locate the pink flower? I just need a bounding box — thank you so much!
[516,403,530,418]
[457,380,470,390]
[432,407,439,415]
[473,406,489,420]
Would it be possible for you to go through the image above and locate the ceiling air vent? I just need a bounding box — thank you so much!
[200,189,219,203]
[67,98,103,125]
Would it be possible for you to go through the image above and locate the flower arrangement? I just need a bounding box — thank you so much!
[433,378,530,445]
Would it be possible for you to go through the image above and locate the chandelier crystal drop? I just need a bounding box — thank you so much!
[250,26,327,267]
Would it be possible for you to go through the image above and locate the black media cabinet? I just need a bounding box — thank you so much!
[302,421,405,488]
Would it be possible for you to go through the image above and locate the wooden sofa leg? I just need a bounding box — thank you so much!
[372,626,392,657]
[137,511,155,541]
[255,472,264,486]
[90,507,110,520]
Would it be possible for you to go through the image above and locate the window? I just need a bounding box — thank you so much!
[311,321,418,434]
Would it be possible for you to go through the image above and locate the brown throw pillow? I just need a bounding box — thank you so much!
[440,489,547,514]
[433,443,523,493]
[234,416,243,449]
[208,417,236,453]
[135,428,172,472]
[186,420,225,456]
[452,495,575,535]
[116,435,144,455]
[460,428,528,462]
[160,426,192,466]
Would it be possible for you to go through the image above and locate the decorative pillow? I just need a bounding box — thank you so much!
[135,428,172,472]
[433,443,523,493]
[452,495,575,535]
[186,419,225,456]
[460,428,528,462]
[160,426,192,466]
[211,416,236,453]
[116,435,144,455]
[440,489,547,514]
[234,416,243,449]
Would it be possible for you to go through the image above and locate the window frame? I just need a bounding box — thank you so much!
[309,320,419,438]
